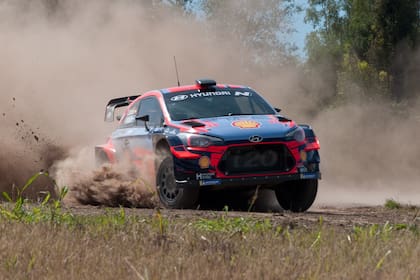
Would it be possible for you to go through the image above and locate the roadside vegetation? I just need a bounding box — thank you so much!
[384,199,403,210]
[0,174,419,279]
[1,1,420,279]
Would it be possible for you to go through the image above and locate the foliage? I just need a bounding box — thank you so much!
[0,209,419,279]
[384,199,402,210]
[305,0,420,102]
[0,172,73,224]
[194,216,273,233]
[0,174,419,278]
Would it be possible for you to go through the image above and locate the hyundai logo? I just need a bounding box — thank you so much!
[249,135,263,143]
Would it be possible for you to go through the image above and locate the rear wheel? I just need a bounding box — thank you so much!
[156,157,199,209]
[275,179,318,212]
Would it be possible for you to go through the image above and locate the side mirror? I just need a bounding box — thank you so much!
[136,115,150,122]
[274,107,281,113]
[136,115,150,131]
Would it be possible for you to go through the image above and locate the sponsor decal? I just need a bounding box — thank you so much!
[198,156,211,169]
[232,120,261,129]
[230,150,278,169]
[164,127,179,135]
[196,173,215,180]
[189,91,231,98]
[199,179,222,186]
[298,167,308,173]
[300,173,319,179]
[170,94,189,101]
[234,91,251,97]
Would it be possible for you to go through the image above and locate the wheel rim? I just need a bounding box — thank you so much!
[159,164,180,203]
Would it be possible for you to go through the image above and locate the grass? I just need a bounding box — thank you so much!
[385,199,403,209]
[0,211,419,279]
[0,175,419,279]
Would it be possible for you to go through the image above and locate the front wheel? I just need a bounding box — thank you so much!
[156,157,199,209]
[274,179,318,212]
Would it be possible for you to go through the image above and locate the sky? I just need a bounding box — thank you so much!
[290,0,313,58]
[186,0,314,59]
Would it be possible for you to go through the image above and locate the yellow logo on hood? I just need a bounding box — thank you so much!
[232,120,261,129]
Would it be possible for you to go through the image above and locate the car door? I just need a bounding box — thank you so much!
[111,99,142,162]
[111,96,164,171]
[128,97,164,164]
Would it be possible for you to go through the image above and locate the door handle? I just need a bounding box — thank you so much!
[123,138,129,147]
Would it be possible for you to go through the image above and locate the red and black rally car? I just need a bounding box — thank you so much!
[95,79,321,212]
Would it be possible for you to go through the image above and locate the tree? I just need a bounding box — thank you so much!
[196,0,300,68]
[304,0,347,102]
[305,0,420,101]
[375,0,420,100]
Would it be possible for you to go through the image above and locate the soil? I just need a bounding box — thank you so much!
[57,166,420,229]
[64,204,420,230]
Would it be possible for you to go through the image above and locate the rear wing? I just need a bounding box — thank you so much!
[104,95,140,122]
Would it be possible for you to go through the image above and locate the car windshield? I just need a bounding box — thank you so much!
[164,89,276,121]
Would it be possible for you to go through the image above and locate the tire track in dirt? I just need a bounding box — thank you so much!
[64,205,420,229]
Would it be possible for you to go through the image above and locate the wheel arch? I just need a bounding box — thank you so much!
[154,138,172,169]
[95,146,112,166]
[155,138,171,155]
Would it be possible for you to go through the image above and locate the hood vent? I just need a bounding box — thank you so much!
[182,120,206,127]
[277,115,291,122]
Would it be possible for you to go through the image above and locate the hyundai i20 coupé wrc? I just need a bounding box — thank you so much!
[95,79,321,212]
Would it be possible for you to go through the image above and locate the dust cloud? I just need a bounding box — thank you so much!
[299,46,420,206]
[0,0,419,207]
[313,101,420,206]
[52,147,158,207]
[0,0,242,203]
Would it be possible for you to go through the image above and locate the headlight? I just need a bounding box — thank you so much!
[179,133,223,147]
[286,127,305,142]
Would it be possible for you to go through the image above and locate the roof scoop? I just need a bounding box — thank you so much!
[195,79,216,88]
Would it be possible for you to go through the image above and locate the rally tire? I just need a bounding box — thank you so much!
[275,179,318,212]
[156,157,199,209]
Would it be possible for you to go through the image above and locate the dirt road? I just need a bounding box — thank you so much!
[65,204,420,230]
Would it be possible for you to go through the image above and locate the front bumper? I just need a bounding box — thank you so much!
[175,171,321,190]
[171,139,321,190]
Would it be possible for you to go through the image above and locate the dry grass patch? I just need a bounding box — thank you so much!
[0,175,419,279]
[0,208,419,280]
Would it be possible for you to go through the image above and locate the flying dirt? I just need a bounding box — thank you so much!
[1,0,420,210]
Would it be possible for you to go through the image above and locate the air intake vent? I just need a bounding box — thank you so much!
[218,144,295,176]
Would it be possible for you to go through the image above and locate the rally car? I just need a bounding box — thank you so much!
[95,79,321,212]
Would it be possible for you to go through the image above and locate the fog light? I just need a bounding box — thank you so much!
[198,156,210,169]
[300,150,307,162]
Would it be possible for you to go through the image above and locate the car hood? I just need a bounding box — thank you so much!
[176,115,296,142]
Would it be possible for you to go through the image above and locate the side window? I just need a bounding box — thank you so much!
[119,100,140,127]
[137,97,164,127]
